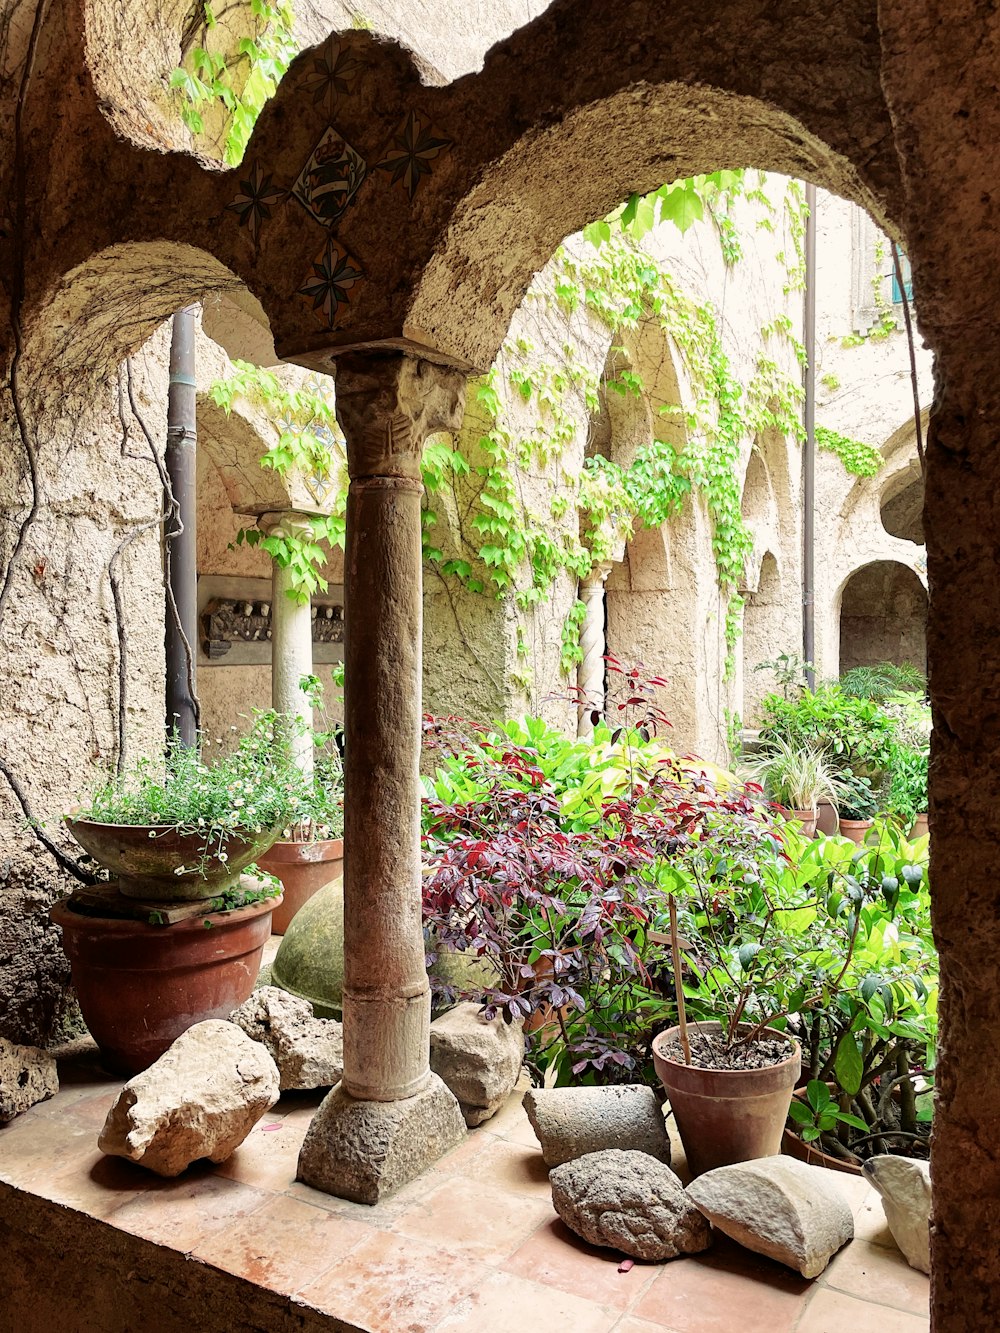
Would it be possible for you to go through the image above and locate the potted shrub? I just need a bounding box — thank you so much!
[741,737,842,836]
[779,828,935,1170]
[54,713,293,1073]
[836,773,879,844]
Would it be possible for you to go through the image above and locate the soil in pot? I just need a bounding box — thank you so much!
[51,892,280,1074]
[258,838,344,934]
[652,1020,801,1176]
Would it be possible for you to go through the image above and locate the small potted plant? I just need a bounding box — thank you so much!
[53,712,294,1073]
[741,736,842,836]
[257,748,344,934]
[836,773,879,844]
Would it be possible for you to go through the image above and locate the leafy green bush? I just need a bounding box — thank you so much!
[758,685,896,780]
[840,662,926,703]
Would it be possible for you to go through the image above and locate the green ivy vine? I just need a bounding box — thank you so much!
[171,0,296,165]
[816,425,883,478]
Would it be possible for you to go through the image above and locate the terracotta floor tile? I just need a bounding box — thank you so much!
[299,1227,491,1330]
[108,1170,274,1248]
[0,1109,95,1187]
[823,1239,929,1316]
[215,1116,308,1191]
[193,1192,374,1295]
[632,1236,810,1333]
[273,1089,327,1129]
[613,1319,676,1333]
[392,1174,552,1260]
[852,1188,897,1248]
[434,1269,620,1332]
[443,1136,551,1199]
[503,1217,659,1312]
[35,1150,155,1219]
[61,1088,122,1130]
[795,1286,929,1332]
[285,1166,437,1225]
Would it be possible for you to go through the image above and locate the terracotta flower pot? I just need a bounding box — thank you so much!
[64,816,280,902]
[51,895,279,1074]
[909,812,929,840]
[781,1083,863,1176]
[839,818,874,846]
[257,838,344,934]
[651,1020,801,1176]
[790,807,819,837]
[817,800,839,836]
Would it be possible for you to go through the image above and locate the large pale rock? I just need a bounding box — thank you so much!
[524,1084,671,1168]
[551,1149,711,1261]
[429,1002,524,1126]
[0,1037,58,1123]
[863,1154,932,1274]
[98,1020,280,1177]
[230,986,343,1092]
[297,1072,466,1204]
[686,1156,854,1277]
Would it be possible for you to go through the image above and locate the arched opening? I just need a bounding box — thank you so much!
[839,560,927,675]
[881,470,924,544]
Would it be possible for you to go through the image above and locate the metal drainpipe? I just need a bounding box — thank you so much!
[802,183,817,689]
[164,306,199,745]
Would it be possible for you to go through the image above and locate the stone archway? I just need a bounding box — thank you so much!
[839,560,927,675]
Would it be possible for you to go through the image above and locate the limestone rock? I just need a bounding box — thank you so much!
[863,1154,931,1274]
[524,1084,671,1168]
[429,1002,524,1126]
[686,1156,854,1278]
[0,1037,58,1123]
[98,1020,280,1177]
[550,1148,711,1261]
[297,1072,467,1204]
[230,986,343,1092]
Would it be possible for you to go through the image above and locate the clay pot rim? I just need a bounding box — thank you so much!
[50,893,282,935]
[652,1020,802,1083]
[258,837,344,864]
[64,813,279,844]
[838,818,874,827]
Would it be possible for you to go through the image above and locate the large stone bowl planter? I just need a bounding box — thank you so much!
[271,875,498,1018]
[51,895,280,1074]
[64,817,281,901]
[257,838,344,935]
[652,1020,801,1176]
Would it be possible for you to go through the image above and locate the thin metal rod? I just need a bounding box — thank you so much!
[802,183,817,689]
[164,306,199,746]
[891,241,925,475]
[668,895,691,1064]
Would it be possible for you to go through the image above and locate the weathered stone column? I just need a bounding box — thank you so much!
[297,353,468,1203]
[577,562,612,736]
[259,511,315,775]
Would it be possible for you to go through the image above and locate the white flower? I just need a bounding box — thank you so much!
[148,830,156,839]
[234,797,245,808]
[197,818,205,827]
[219,852,229,862]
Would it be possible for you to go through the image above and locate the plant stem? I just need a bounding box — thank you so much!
[668,894,691,1063]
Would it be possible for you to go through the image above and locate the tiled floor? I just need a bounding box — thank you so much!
[0,1037,930,1333]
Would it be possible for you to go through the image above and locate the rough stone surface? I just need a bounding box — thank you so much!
[98,1020,280,1177]
[0,1036,58,1123]
[686,1156,854,1278]
[524,1084,671,1168]
[229,986,343,1092]
[550,1149,711,1261]
[429,1002,524,1126]
[296,1072,466,1204]
[863,1154,932,1275]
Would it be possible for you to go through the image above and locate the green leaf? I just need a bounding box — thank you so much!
[805,1080,832,1112]
[834,1035,863,1097]
[788,1101,814,1127]
[836,1111,870,1132]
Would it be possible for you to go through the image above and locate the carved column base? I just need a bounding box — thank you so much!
[296,1074,466,1204]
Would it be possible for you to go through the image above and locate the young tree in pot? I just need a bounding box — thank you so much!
[56,712,294,1073]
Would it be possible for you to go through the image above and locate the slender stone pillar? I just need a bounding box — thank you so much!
[577,562,612,736]
[259,511,314,775]
[297,353,468,1204]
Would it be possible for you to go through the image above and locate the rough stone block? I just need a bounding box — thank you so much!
[524,1084,671,1168]
[0,1037,58,1123]
[686,1155,854,1278]
[863,1153,931,1274]
[429,1002,524,1126]
[551,1148,712,1260]
[230,986,343,1091]
[98,1019,280,1177]
[296,1072,466,1204]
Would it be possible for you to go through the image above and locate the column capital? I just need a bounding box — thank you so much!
[335,353,466,481]
[256,509,317,538]
[582,560,614,589]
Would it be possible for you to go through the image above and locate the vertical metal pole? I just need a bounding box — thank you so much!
[165,306,199,745]
[802,184,817,689]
